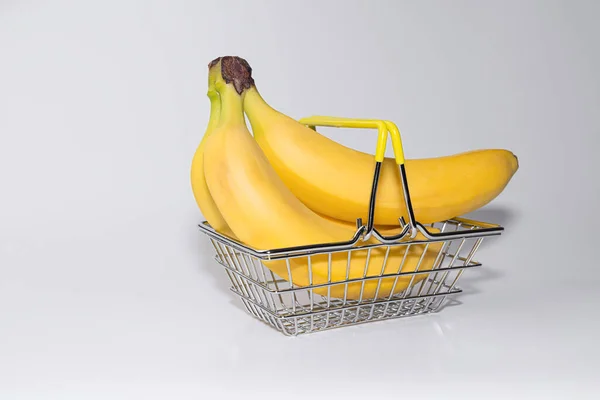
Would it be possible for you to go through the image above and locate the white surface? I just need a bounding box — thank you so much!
[1,1,599,399]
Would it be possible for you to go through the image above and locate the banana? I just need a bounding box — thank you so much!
[203,56,444,300]
[238,62,519,226]
[190,61,236,238]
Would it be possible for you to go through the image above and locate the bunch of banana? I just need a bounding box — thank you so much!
[192,57,446,299]
[190,56,519,300]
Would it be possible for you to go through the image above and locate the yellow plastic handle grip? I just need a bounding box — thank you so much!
[383,121,405,165]
[298,116,406,165]
[299,116,389,162]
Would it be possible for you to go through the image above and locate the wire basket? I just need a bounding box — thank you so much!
[198,116,504,336]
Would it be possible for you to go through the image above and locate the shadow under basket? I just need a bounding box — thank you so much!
[198,217,501,336]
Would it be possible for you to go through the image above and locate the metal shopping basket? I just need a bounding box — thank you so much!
[198,116,504,336]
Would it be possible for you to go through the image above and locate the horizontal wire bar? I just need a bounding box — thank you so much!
[216,255,481,294]
[230,286,464,319]
[198,219,502,260]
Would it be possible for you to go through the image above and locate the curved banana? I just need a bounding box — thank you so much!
[190,61,235,238]
[203,56,442,300]
[239,65,519,225]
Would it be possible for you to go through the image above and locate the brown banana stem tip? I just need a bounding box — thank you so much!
[208,56,255,95]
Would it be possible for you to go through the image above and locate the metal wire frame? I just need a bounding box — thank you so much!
[202,218,493,336]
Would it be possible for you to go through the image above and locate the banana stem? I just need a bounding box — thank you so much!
[206,59,222,129]
[206,91,221,132]
[215,78,247,128]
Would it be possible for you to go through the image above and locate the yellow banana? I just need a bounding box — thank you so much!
[190,61,236,238]
[239,64,519,225]
[203,56,443,300]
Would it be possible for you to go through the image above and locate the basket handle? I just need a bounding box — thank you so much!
[300,116,405,164]
[298,116,416,240]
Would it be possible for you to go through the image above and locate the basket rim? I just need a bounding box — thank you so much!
[198,217,503,260]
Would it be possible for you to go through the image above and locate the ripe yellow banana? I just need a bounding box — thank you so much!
[203,56,443,300]
[239,65,519,225]
[190,62,236,238]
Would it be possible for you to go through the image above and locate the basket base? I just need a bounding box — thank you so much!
[234,289,461,336]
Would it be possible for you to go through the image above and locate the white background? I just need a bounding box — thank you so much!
[1,1,599,399]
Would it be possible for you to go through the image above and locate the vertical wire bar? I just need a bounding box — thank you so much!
[233,249,252,278]
[410,240,463,314]
[462,237,484,268]
[454,221,463,232]
[214,243,236,289]
[209,239,224,264]
[395,243,431,316]
[219,244,252,300]
[429,236,480,312]
[343,251,352,305]
[242,253,259,283]
[414,240,451,299]
[253,302,271,324]
[445,238,467,269]
[223,245,243,274]
[225,246,258,303]
[432,295,447,311]
[403,243,430,299]
[420,240,453,311]
[367,303,377,320]
[267,269,286,311]
[439,221,448,232]
[276,317,288,335]
[257,258,285,314]
[239,297,256,316]
[444,238,484,294]
[223,269,236,289]
[357,248,372,304]
[254,305,271,325]
[260,283,277,312]
[327,253,332,307]
[285,259,297,314]
[382,243,410,317]
[308,255,314,332]
[249,281,268,308]
[212,241,228,266]
[249,259,279,313]
[394,299,408,317]
[267,312,280,329]
[421,240,453,295]
[222,245,241,273]
[387,244,412,300]
[255,257,268,286]
[232,251,266,308]
[369,246,391,320]
[353,305,362,323]
[354,249,373,323]
[233,273,254,303]
[341,251,352,324]
[308,256,314,311]
[325,253,333,328]
[245,300,261,319]
[239,298,253,316]
[242,271,266,309]
[372,246,391,302]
